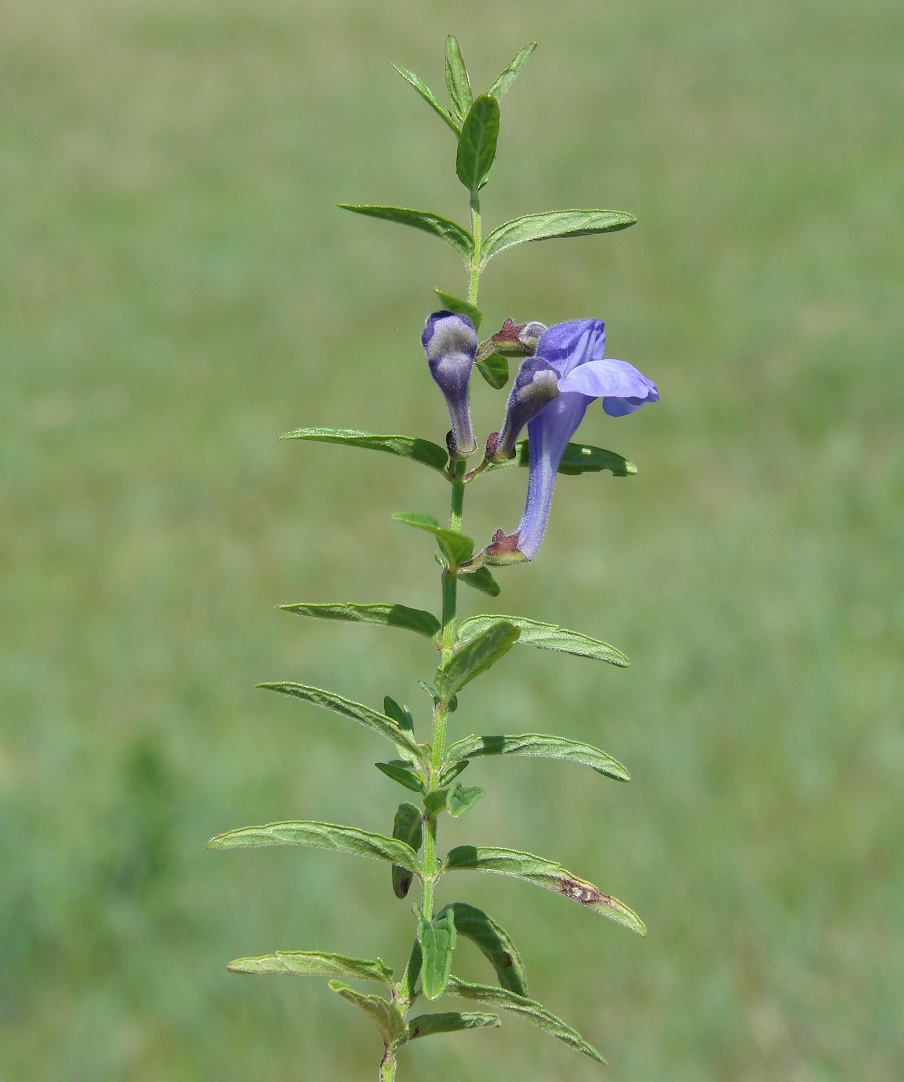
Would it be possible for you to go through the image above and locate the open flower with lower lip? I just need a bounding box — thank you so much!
[476,318,659,565]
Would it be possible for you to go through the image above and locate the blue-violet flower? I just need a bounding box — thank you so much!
[486,357,560,463]
[422,310,478,457]
[481,318,658,564]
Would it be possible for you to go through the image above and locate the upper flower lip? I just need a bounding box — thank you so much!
[537,319,659,414]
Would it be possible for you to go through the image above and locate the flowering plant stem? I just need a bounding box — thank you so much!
[210,36,661,1079]
[425,461,467,907]
[467,193,482,306]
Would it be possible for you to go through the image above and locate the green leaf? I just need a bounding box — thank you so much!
[481,209,637,266]
[423,788,450,817]
[227,951,394,986]
[257,682,423,760]
[391,63,460,134]
[433,288,482,332]
[439,759,470,786]
[475,352,509,390]
[279,427,449,475]
[446,978,606,1064]
[458,615,628,667]
[444,35,473,123]
[336,205,473,260]
[329,981,407,1046]
[376,760,425,794]
[556,442,637,476]
[393,512,474,568]
[487,42,537,99]
[392,802,424,899]
[281,602,440,643]
[383,696,415,734]
[443,845,645,935]
[456,95,500,193]
[403,940,422,1005]
[208,820,421,874]
[446,732,629,782]
[405,1011,500,1041]
[447,782,485,818]
[417,908,457,1000]
[458,566,501,597]
[434,620,520,700]
[489,439,636,477]
[438,902,528,996]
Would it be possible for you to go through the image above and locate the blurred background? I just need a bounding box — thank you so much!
[2,0,902,1078]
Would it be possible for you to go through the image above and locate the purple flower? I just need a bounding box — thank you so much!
[481,319,658,564]
[486,356,560,463]
[422,310,478,457]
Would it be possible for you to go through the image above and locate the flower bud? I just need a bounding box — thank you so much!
[486,318,548,358]
[422,310,478,457]
[487,357,560,462]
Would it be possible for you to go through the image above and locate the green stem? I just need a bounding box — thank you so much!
[394,216,483,1080]
[468,191,482,307]
[379,1047,397,1082]
[422,458,468,926]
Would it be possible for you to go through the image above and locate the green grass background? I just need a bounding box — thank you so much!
[2,0,902,1078]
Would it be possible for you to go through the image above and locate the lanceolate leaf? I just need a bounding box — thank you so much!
[391,64,460,134]
[329,981,407,1046]
[446,977,606,1064]
[458,566,501,597]
[444,35,473,123]
[279,428,449,475]
[456,95,500,193]
[433,289,482,332]
[443,846,646,935]
[208,820,421,875]
[257,682,423,759]
[487,42,538,99]
[405,1011,500,1041]
[281,602,440,643]
[487,439,636,477]
[475,352,510,389]
[446,732,630,782]
[435,620,520,700]
[481,209,637,265]
[403,940,422,1006]
[458,615,629,667]
[392,802,424,899]
[393,512,474,568]
[447,782,485,818]
[417,908,457,999]
[376,760,425,794]
[438,902,528,996]
[227,951,393,986]
[336,205,473,259]
[384,696,415,734]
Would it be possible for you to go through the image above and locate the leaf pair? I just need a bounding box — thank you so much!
[225,947,603,1062]
[336,205,637,269]
[208,819,643,934]
[393,37,535,138]
[281,426,637,482]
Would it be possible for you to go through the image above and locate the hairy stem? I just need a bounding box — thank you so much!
[379,1047,397,1082]
[422,458,468,925]
[468,191,482,307]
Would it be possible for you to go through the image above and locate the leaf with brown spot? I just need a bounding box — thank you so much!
[443,845,645,935]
